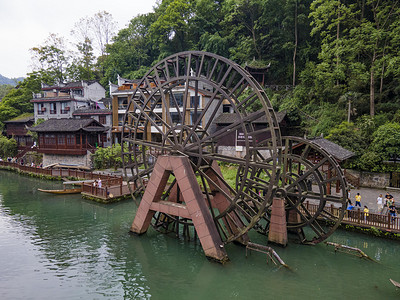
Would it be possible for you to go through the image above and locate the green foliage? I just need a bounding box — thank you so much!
[0,73,41,128]
[326,122,365,154]
[93,143,126,170]
[0,84,13,99]
[27,118,45,142]
[0,135,17,158]
[371,122,400,159]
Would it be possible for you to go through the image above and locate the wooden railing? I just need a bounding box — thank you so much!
[304,201,400,232]
[81,181,135,199]
[0,161,122,184]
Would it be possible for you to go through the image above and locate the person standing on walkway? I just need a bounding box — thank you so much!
[385,192,393,207]
[389,203,397,222]
[355,193,362,207]
[377,194,383,213]
[363,206,369,221]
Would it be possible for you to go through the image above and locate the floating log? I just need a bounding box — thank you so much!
[325,242,375,261]
[246,242,288,268]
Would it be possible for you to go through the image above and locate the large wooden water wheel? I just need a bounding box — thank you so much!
[121,51,347,249]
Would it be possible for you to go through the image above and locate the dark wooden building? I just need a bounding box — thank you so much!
[291,137,355,193]
[213,111,288,147]
[3,116,35,150]
[29,118,108,156]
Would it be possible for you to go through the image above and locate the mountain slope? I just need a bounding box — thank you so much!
[0,74,24,86]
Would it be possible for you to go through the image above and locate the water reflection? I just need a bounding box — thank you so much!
[1,170,400,299]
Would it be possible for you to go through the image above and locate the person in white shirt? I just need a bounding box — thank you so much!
[377,194,383,213]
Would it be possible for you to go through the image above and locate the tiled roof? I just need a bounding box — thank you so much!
[73,109,111,115]
[309,137,355,161]
[29,118,105,132]
[4,115,34,123]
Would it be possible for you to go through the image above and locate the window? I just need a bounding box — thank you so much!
[57,134,65,145]
[118,115,124,126]
[50,103,57,114]
[44,134,56,145]
[171,112,180,125]
[223,104,232,113]
[76,135,81,144]
[118,97,128,109]
[38,103,45,115]
[190,96,200,108]
[74,89,83,96]
[172,93,183,107]
[99,115,106,124]
[61,102,69,114]
[190,112,202,125]
[66,134,75,145]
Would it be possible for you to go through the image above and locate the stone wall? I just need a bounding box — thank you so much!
[43,151,93,169]
[345,169,390,188]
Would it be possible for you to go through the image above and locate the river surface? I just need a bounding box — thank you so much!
[1,170,400,299]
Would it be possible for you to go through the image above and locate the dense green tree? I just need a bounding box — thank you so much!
[101,13,156,85]
[0,85,13,100]
[0,136,17,158]
[150,0,196,58]
[0,73,41,128]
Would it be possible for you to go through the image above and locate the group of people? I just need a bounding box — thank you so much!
[347,190,397,221]
[92,178,102,188]
[377,192,397,220]
[3,157,42,168]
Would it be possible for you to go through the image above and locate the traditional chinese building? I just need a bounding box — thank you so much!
[3,115,35,150]
[29,118,108,168]
[213,111,288,157]
[72,108,112,147]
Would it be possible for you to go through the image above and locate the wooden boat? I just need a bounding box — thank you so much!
[38,188,82,194]
[390,278,400,288]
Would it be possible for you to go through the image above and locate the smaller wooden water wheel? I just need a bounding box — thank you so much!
[238,136,348,244]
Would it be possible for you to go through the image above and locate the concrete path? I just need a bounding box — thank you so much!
[347,186,400,213]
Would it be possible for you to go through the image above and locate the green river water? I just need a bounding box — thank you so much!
[1,170,399,299]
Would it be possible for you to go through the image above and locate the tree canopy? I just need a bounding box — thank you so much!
[3,0,400,172]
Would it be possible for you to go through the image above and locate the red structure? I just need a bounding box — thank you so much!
[131,156,233,263]
[29,118,107,155]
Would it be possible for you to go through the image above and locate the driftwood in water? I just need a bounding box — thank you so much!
[325,242,375,261]
[246,242,288,268]
[390,279,400,288]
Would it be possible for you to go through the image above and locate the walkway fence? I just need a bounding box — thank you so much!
[0,161,122,185]
[81,181,135,200]
[305,201,400,232]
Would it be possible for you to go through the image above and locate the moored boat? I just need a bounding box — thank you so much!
[37,188,82,194]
